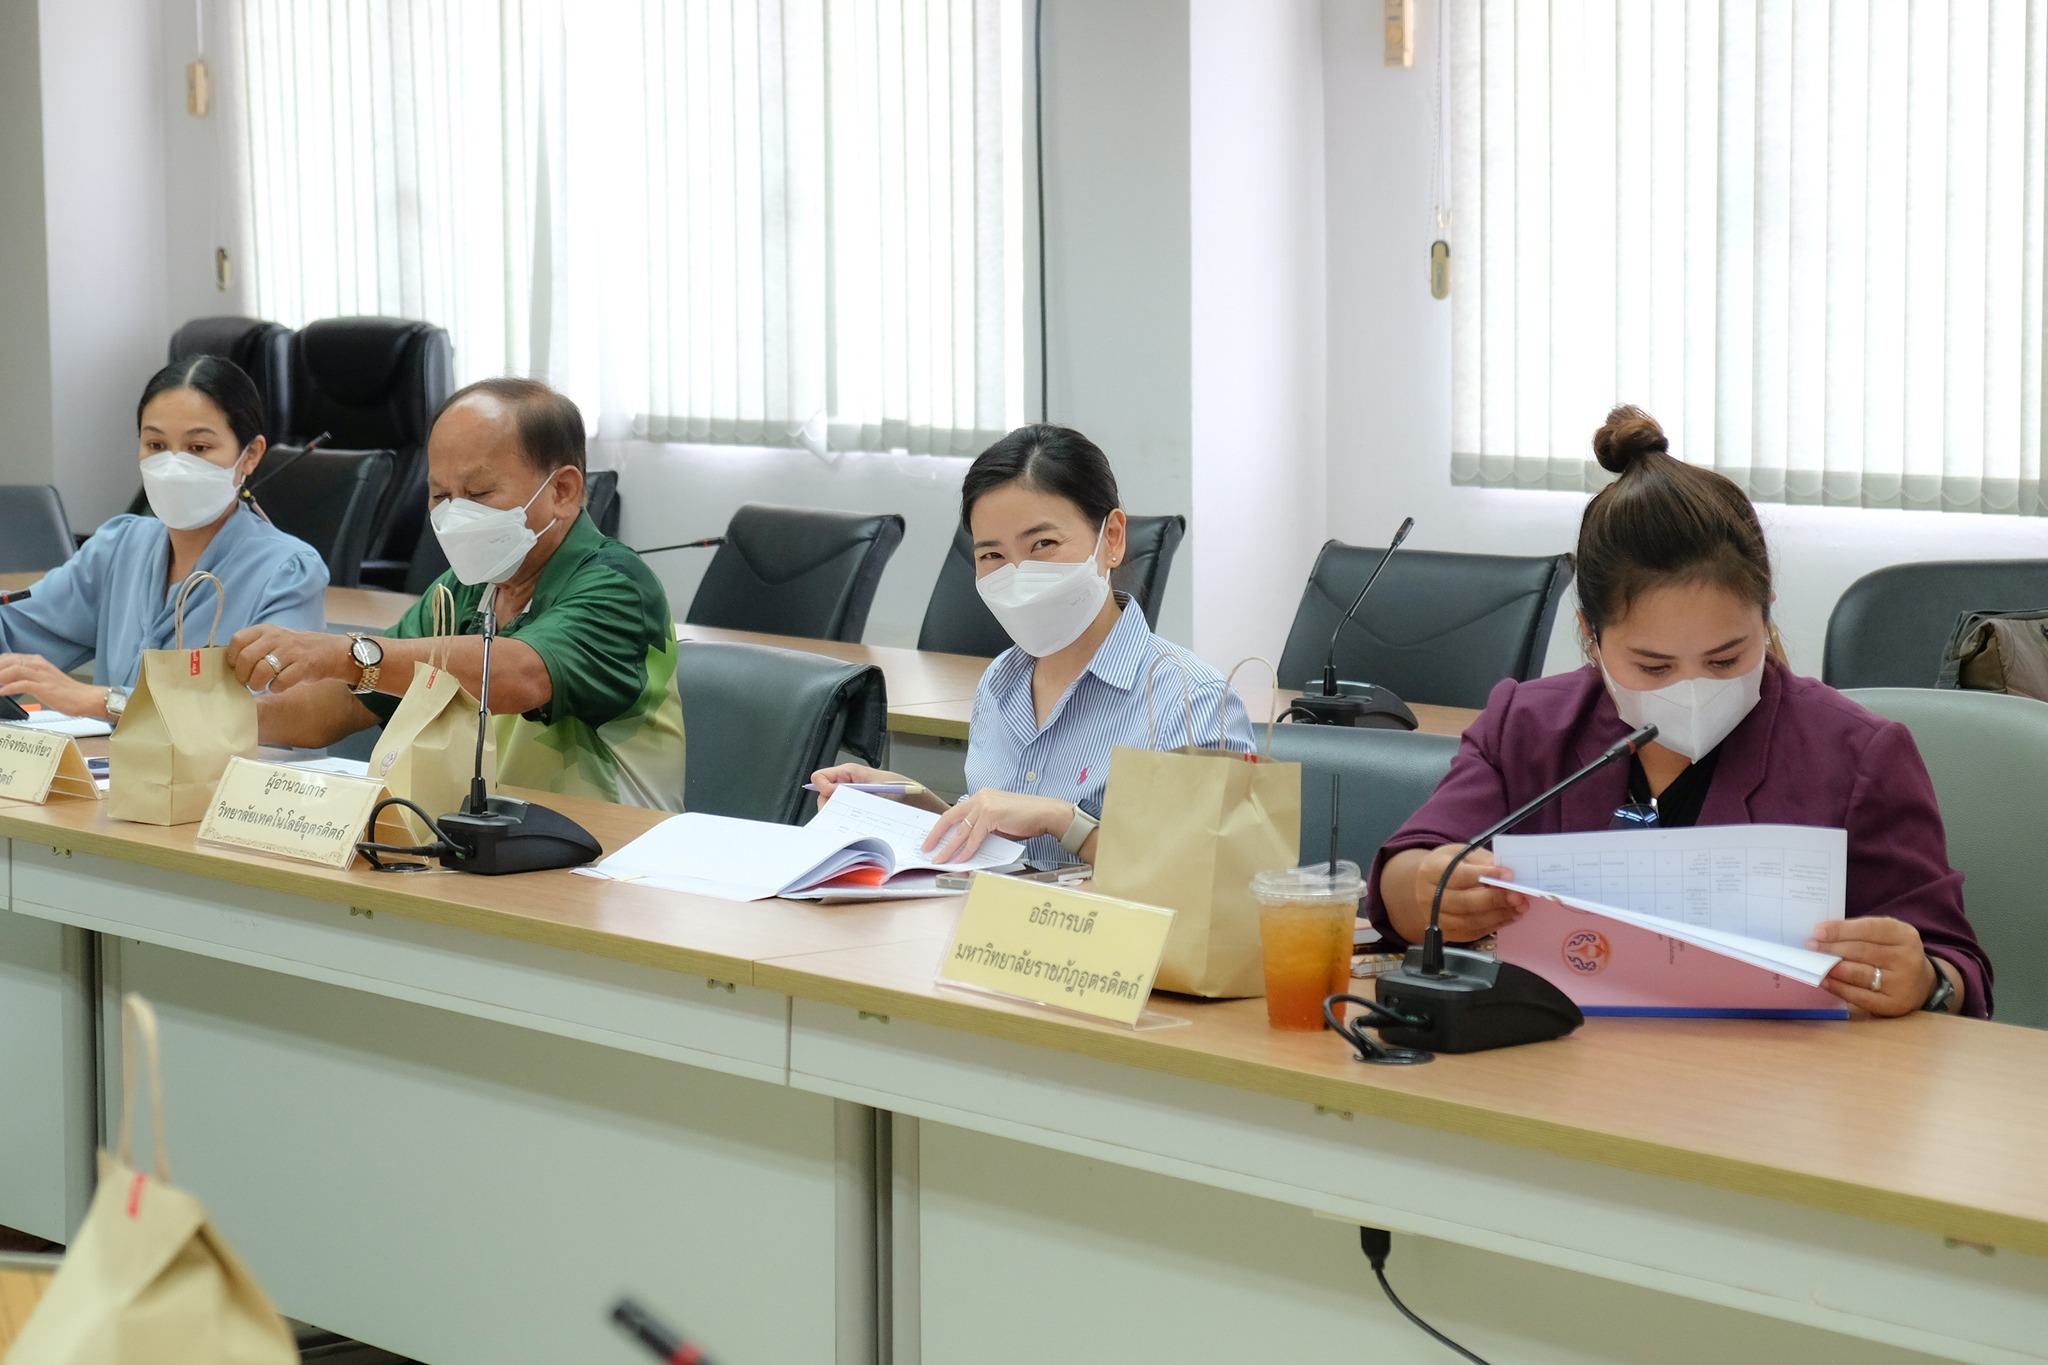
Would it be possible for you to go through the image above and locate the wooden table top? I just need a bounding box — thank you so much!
[0,1266,52,1351]
[2,790,2045,1259]
[674,625,992,710]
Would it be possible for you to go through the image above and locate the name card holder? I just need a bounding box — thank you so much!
[198,757,411,870]
[0,723,100,804]
[937,875,1186,1029]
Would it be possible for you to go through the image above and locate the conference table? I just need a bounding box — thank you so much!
[2,776,2046,1363]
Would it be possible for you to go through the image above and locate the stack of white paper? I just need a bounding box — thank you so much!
[1487,824,1848,986]
[585,788,1025,902]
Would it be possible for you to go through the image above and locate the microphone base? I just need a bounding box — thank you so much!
[1291,686,1419,731]
[439,795,602,876]
[1373,946,1583,1053]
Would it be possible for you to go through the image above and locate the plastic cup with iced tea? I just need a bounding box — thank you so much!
[1251,861,1365,1031]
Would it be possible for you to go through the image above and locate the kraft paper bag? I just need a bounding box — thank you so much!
[367,585,495,841]
[1092,658,1301,998]
[108,572,258,827]
[7,994,297,1365]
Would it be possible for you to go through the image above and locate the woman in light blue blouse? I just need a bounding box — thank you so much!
[814,424,1254,867]
[0,357,327,721]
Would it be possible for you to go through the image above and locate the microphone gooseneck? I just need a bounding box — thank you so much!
[467,588,497,818]
[1419,723,1658,976]
[1320,516,1414,698]
[635,537,725,554]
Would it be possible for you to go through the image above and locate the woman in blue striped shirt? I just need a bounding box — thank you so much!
[813,425,1254,867]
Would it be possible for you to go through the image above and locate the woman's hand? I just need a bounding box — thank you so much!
[1384,843,1526,945]
[226,624,351,693]
[809,764,948,814]
[1808,917,1946,1018]
[0,653,111,719]
[923,790,1074,863]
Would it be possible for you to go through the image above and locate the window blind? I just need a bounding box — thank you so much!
[1449,0,2047,516]
[233,0,1022,458]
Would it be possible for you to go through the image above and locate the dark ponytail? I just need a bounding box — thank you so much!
[1575,405,1773,639]
[136,355,266,451]
[960,424,1120,531]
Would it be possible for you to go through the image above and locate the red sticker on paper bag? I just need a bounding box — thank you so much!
[127,1172,147,1218]
[189,650,202,675]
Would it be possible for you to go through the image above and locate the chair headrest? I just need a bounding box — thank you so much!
[298,318,438,407]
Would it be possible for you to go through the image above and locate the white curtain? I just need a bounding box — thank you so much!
[233,0,1021,458]
[1450,0,2048,516]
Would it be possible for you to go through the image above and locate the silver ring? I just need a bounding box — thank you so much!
[1871,966,1883,994]
[264,653,283,675]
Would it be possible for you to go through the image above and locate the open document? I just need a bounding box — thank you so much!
[582,788,1025,902]
[1485,825,1850,1018]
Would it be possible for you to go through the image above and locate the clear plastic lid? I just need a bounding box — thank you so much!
[1250,860,1366,906]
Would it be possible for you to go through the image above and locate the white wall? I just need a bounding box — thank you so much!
[39,0,173,531]
[1189,0,1328,675]
[1322,0,2047,679]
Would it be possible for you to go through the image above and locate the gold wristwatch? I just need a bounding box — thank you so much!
[346,633,384,695]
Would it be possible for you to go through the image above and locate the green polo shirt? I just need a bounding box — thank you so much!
[364,512,685,810]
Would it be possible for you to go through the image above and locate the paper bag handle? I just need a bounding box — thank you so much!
[427,583,458,671]
[117,993,172,1182]
[1141,653,1198,750]
[171,570,227,650]
[1224,656,1281,755]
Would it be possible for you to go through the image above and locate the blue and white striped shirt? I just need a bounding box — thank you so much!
[962,594,1256,866]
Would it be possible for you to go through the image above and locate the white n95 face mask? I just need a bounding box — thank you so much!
[140,449,244,530]
[430,479,557,585]
[1601,655,1766,762]
[975,525,1111,657]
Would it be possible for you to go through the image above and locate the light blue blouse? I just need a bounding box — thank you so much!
[0,508,328,689]
[962,594,1256,866]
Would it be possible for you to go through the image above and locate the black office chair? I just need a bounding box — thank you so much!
[127,318,300,516]
[1267,724,1459,874]
[0,486,75,574]
[1276,545,1575,709]
[685,504,906,643]
[401,468,622,595]
[1824,560,2048,689]
[286,317,453,588]
[917,514,1187,657]
[251,448,397,589]
[677,641,889,824]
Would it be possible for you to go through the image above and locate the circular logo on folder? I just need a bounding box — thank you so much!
[1562,929,1611,975]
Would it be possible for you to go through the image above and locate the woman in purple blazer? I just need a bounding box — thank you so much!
[1367,407,1992,1019]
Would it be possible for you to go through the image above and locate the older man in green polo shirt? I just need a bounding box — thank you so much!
[227,377,685,810]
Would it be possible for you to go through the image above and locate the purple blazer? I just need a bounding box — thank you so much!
[1364,659,1993,1017]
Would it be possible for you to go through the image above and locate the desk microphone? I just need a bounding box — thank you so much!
[1369,723,1658,1056]
[611,1298,713,1364]
[1290,517,1418,730]
[434,584,602,875]
[635,537,725,554]
[0,588,31,605]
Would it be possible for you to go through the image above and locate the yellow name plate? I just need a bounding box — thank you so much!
[198,757,395,869]
[939,876,1175,1026]
[0,723,98,804]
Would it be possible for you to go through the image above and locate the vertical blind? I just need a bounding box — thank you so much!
[233,0,1022,458]
[1449,0,2048,516]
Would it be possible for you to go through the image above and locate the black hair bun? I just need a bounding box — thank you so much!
[1592,405,1669,475]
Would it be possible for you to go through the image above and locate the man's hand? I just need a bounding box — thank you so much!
[226,624,354,693]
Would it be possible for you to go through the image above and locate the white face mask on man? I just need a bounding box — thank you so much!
[1599,655,1766,761]
[430,478,559,585]
[974,524,1111,657]
[139,449,246,530]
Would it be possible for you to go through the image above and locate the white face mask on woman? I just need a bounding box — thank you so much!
[139,449,245,530]
[1600,656,1766,761]
[430,478,559,586]
[975,524,1110,657]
